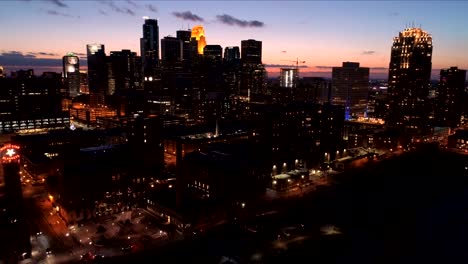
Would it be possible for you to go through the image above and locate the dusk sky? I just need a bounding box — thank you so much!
[1,0,468,79]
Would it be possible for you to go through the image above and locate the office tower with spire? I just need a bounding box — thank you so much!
[386,27,433,133]
[62,52,80,97]
[332,62,369,120]
[436,67,467,128]
[140,18,159,78]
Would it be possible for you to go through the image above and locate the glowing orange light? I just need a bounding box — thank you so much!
[191,25,206,55]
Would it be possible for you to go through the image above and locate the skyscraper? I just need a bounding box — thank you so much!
[203,45,223,63]
[280,68,298,88]
[177,29,192,62]
[86,44,107,96]
[332,62,369,120]
[224,47,240,63]
[108,49,141,95]
[240,39,265,95]
[62,53,80,97]
[140,18,159,77]
[161,36,183,66]
[436,67,467,127]
[191,25,206,55]
[386,27,433,133]
[241,39,262,64]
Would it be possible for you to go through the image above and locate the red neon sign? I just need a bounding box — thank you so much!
[1,144,20,162]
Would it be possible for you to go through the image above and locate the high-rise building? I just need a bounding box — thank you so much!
[177,29,192,62]
[386,27,433,133]
[332,62,369,120]
[0,66,4,78]
[436,67,467,127]
[240,39,265,95]
[224,47,240,63]
[191,25,206,55]
[203,45,222,63]
[241,39,262,64]
[140,18,159,76]
[280,68,298,88]
[62,53,80,97]
[108,50,141,95]
[161,36,183,66]
[86,44,108,96]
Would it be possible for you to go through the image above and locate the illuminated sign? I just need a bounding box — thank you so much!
[1,144,20,162]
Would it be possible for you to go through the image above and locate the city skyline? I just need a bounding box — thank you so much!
[1,1,468,79]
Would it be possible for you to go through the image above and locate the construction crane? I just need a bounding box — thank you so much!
[281,58,306,71]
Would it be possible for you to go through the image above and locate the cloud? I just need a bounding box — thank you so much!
[173,11,204,22]
[315,66,334,69]
[27,52,59,56]
[126,0,138,8]
[98,9,108,15]
[46,9,75,18]
[216,14,264,28]
[99,0,135,16]
[389,12,399,16]
[362,50,376,55]
[45,0,68,8]
[146,4,158,13]
[371,67,388,70]
[281,51,287,53]
[0,51,63,67]
[265,64,308,68]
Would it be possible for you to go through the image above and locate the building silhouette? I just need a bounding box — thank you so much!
[436,67,467,128]
[161,36,183,66]
[63,53,80,97]
[86,44,108,98]
[240,39,266,95]
[241,39,262,64]
[140,18,159,78]
[332,62,369,120]
[386,27,433,133]
[108,49,141,95]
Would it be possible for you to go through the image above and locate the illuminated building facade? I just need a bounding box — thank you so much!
[436,67,467,128]
[86,44,108,95]
[0,144,31,262]
[141,18,159,77]
[191,25,206,55]
[62,52,80,97]
[0,66,4,78]
[280,68,298,88]
[332,62,370,120]
[386,27,433,133]
[0,71,69,134]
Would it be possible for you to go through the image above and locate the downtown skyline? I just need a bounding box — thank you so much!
[1,0,468,79]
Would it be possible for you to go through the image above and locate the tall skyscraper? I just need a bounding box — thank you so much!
[386,27,433,133]
[224,47,240,63]
[161,36,183,66]
[62,52,80,97]
[240,39,265,95]
[331,62,369,120]
[177,29,192,62]
[108,49,141,95]
[86,44,107,97]
[191,25,206,55]
[241,39,262,64]
[0,66,4,78]
[436,67,467,127]
[280,68,298,88]
[140,18,159,77]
